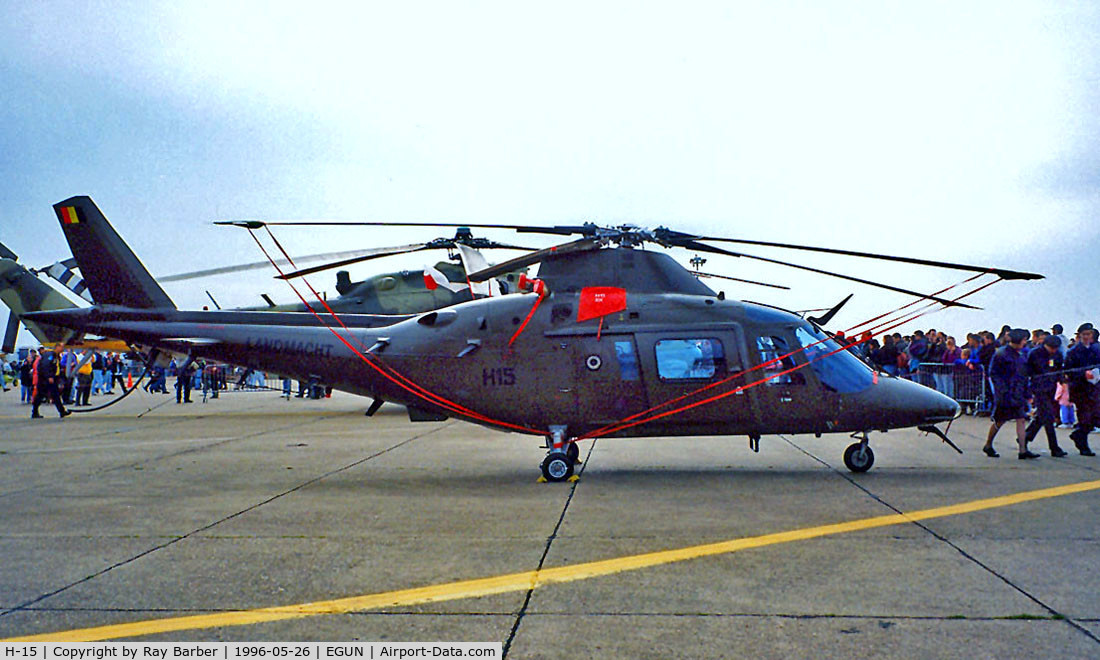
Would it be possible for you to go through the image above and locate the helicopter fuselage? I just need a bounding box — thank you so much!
[28,283,959,440]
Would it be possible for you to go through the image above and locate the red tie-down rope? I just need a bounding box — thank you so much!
[258,228,496,420]
[576,272,981,437]
[251,224,1003,443]
[576,273,1003,441]
[508,278,547,347]
[578,273,1001,440]
[578,288,983,441]
[248,228,544,435]
[256,227,544,433]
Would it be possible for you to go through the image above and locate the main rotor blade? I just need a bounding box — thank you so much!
[276,244,436,280]
[216,219,599,238]
[467,236,603,282]
[159,247,427,282]
[691,271,790,290]
[692,236,1043,281]
[476,241,541,251]
[218,220,558,231]
[677,240,979,309]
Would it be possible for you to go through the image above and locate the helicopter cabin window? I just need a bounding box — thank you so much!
[792,325,874,393]
[756,336,805,385]
[614,340,640,381]
[655,338,725,380]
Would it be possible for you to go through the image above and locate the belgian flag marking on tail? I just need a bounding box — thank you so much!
[58,206,85,225]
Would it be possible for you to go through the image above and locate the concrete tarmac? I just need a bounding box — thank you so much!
[1,386,1099,657]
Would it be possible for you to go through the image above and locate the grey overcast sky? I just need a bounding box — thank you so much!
[1,1,1097,344]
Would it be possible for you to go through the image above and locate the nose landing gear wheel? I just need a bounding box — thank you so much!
[566,442,580,465]
[541,451,574,482]
[843,442,874,472]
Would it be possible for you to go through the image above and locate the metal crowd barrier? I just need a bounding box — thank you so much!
[912,362,988,414]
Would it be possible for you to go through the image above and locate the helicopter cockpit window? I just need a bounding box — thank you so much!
[655,338,725,380]
[756,336,805,385]
[793,326,874,393]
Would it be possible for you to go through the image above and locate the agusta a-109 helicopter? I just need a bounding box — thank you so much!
[28,196,1042,481]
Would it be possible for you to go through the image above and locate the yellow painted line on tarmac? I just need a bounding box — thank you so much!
[9,477,1100,642]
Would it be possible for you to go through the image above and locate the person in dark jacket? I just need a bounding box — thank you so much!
[19,355,34,403]
[976,332,998,412]
[1023,335,1066,456]
[1064,322,1100,456]
[31,346,70,419]
[983,329,1038,459]
[175,358,196,404]
[873,335,900,376]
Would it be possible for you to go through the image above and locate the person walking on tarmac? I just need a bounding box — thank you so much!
[1065,322,1100,456]
[107,353,126,393]
[175,358,196,404]
[31,346,70,419]
[1024,334,1067,456]
[19,354,34,403]
[983,328,1038,459]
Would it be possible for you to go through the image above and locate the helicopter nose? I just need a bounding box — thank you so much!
[860,376,961,429]
[915,381,962,424]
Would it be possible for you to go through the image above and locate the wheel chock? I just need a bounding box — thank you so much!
[567,475,580,482]
[536,476,548,484]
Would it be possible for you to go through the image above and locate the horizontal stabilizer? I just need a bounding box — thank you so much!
[45,261,93,302]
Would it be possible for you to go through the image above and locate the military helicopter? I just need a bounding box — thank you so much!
[29,196,1043,481]
[157,227,534,315]
[0,242,90,352]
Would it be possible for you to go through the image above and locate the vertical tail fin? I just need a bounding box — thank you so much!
[53,196,176,309]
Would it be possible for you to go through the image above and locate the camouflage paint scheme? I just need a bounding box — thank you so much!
[255,261,520,316]
[0,257,80,345]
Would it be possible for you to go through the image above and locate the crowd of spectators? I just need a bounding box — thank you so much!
[1,349,290,412]
[850,324,1089,414]
[3,348,131,411]
[841,321,1100,458]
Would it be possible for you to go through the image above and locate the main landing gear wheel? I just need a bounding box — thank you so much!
[566,442,580,465]
[843,442,875,473]
[540,451,574,482]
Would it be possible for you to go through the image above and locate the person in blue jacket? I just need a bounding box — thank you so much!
[1065,323,1100,456]
[1023,335,1066,456]
[983,328,1039,459]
